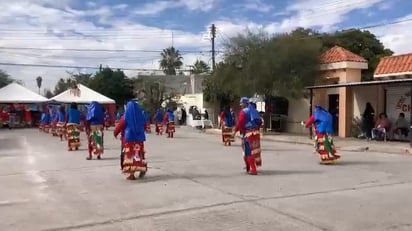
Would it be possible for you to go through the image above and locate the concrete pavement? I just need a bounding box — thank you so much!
[1,127,412,230]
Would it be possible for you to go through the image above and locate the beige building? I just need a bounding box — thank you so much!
[287,46,412,138]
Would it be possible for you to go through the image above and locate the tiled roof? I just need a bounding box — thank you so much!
[374,53,412,77]
[320,45,367,64]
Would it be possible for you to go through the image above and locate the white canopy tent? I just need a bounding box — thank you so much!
[51,84,115,104]
[0,83,48,103]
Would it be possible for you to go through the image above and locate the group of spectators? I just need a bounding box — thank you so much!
[362,102,409,141]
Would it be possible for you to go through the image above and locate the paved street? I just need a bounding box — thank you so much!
[1,127,412,231]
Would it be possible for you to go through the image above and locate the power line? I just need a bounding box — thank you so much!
[0,52,162,61]
[0,7,409,72]
[0,46,215,53]
[356,17,412,30]
[215,16,412,44]
[0,62,193,72]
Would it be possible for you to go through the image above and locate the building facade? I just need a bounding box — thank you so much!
[287,46,412,138]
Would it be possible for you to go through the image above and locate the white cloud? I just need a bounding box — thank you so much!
[268,0,385,32]
[134,1,172,15]
[0,1,211,92]
[213,0,387,37]
[180,0,216,11]
[211,1,412,56]
[134,0,216,15]
[239,0,273,13]
[0,0,410,94]
[370,14,412,54]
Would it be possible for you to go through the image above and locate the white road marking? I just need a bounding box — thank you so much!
[0,199,30,206]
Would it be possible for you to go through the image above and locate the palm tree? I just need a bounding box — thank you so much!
[159,47,183,75]
[36,76,42,94]
[191,60,210,74]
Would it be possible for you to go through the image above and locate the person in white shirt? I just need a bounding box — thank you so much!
[394,113,409,139]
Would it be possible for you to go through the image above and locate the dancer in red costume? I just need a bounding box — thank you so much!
[118,100,148,180]
[85,101,104,160]
[153,109,164,135]
[114,114,126,170]
[234,97,262,175]
[163,108,175,138]
[303,104,341,164]
[221,106,235,146]
[104,109,111,130]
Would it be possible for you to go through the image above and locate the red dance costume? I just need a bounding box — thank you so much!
[304,114,340,164]
[163,113,175,138]
[235,109,261,175]
[118,101,148,180]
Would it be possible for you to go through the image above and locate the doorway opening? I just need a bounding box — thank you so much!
[328,94,339,135]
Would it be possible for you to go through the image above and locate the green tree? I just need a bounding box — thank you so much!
[53,72,92,95]
[66,72,92,86]
[159,46,183,75]
[88,67,134,105]
[320,29,393,80]
[281,27,394,80]
[44,88,54,98]
[204,27,394,106]
[133,78,166,114]
[191,60,210,74]
[53,78,72,95]
[205,30,322,103]
[0,70,14,88]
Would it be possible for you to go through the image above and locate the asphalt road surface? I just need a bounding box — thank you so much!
[1,127,412,231]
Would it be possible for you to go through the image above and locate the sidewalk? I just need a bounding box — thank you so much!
[202,128,412,155]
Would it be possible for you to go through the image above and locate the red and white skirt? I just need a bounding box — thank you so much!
[242,129,262,166]
[122,141,147,174]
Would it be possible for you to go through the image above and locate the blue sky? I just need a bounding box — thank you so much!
[0,0,411,92]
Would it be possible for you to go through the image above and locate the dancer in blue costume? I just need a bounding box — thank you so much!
[42,107,51,133]
[234,97,262,175]
[153,109,164,135]
[104,108,110,130]
[39,111,47,132]
[121,100,147,180]
[115,109,122,127]
[221,106,235,146]
[67,103,81,151]
[163,108,175,138]
[303,104,340,164]
[50,107,59,136]
[86,101,104,160]
[56,105,67,141]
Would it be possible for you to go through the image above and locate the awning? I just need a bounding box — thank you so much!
[306,78,412,90]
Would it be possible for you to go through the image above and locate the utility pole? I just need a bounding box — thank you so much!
[172,31,174,47]
[210,24,216,71]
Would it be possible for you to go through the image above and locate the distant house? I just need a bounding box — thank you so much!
[135,74,206,96]
[288,46,412,138]
[373,53,412,126]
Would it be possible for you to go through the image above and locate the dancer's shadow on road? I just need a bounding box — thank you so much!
[97,157,119,161]
[331,160,381,166]
[134,169,323,183]
[260,148,306,152]
[257,169,323,176]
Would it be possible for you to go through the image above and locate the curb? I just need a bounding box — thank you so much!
[202,129,412,155]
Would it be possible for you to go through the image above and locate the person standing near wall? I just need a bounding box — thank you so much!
[362,102,375,140]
